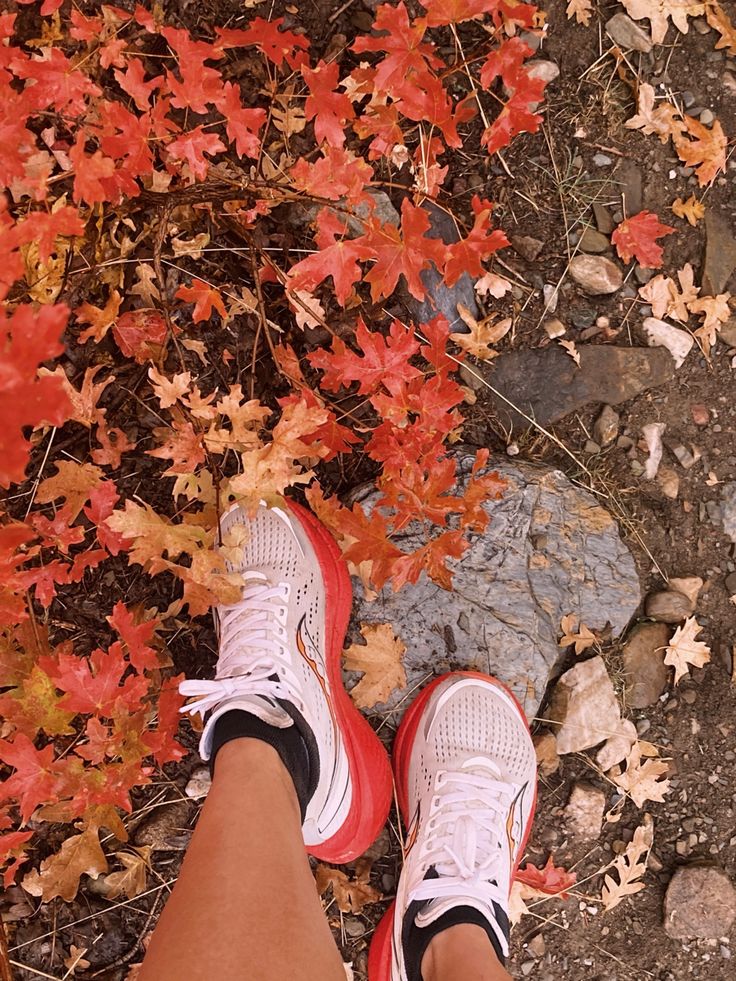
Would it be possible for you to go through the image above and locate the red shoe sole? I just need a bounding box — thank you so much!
[287,500,393,865]
[368,671,538,981]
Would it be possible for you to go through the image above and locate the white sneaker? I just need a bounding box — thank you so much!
[179,500,392,863]
[369,672,537,981]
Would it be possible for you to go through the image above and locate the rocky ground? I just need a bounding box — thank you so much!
[5,0,736,979]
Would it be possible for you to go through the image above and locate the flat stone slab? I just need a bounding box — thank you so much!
[348,458,641,722]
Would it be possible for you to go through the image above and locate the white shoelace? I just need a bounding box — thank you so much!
[409,760,515,954]
[179,574,305,720]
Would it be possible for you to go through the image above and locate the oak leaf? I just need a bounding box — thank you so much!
[706,0,736,54]
[664,616,711,683]
[343,623,407,709]
[558,338,580,366]
[673,115,727,186]
[568,0,593,25]
[103,846,151,899]
[315,861,381,914]
[671,195,704,226]
[558,614,596,655]
[601,815,653,912]
[611,741,671,807]
[611,211,675,268]
[22,826,108,902]
[451,307,511,361]
[620,0,705,44]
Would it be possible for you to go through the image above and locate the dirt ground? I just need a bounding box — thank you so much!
[5,0,736,979]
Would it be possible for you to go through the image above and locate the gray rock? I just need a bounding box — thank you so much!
[570,255,623,294]
[606,12,654,52]
[593,405,620,446]
[528,60,560,84]
[702,210,736,296]
[593,153,613,167]
[408,200,479,333]
[664,866,736,939]
[700,108,714,125]
[645,589,693,623]
[564,782,606,838]
[720,482,736,543]
[579,227,610,253]
[593,203,615,234]
[726,571,736,595]
[351,458,641,721]
[475,345,674,433]
[622,622,671,707]
[615,159,643,214]
[511,234,545,262]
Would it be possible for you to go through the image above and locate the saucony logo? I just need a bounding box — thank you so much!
[506,781,528,857]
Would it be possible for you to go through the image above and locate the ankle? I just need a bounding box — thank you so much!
[213,739,301,816]
[421,924,510,981]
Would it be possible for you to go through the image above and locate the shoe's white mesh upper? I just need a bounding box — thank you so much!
[183,504,351,845]
[391,677,537,978]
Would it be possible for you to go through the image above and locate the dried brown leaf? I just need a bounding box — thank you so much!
[664,616,711,683]
[601,814,654,912]
[343,622,407,709]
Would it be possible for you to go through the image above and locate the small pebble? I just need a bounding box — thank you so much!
[593,153,613,166]
[700,109,714,125]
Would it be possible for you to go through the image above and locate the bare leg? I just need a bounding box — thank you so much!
[421,925,513,981]
[139,740,346,981]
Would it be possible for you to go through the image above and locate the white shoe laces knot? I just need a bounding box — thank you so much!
[409,760,516,953]
[179,574,305,719]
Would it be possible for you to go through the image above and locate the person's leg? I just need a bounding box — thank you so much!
[368,672,538,981]
[139,739,346,981]
[421,925,513,981]
[139,502,392,981]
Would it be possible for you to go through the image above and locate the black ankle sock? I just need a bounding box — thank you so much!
[209,710,314,821]
[402,902,508,981]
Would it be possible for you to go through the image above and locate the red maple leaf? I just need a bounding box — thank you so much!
[215,81,266,158]
[10,47,100,117]
[84,482,127,555]
[142,675,187,765]
[15,207,85,264]
[479,37,546,154]
[69,134,116,206]
[391,528,467,591]
[301,61,355,147]
[215,18,309,70]
[290,147,373,204]
[352,3,442,93]
[516,855,577,897]
[611,211,675,268]
[363,198,448,301]
[176,279,228,323]
[113,57,162,111]
[107,603,160,674]
[49,644,149,717]
[113,309,167,363]
[420,0,536,27]
[0,734,58,823]
[444,196,509,285]
[308,318,421,395]
[288,208,373,305]
[0,302,71,487]
[161,26,224,114]
[166,126,226,181]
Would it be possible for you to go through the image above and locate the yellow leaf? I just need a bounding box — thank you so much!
[22,827,108,903]
[671,195,704,226]
[664,616,711,684]
[343,622,407,709]
[36,461,104,521]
